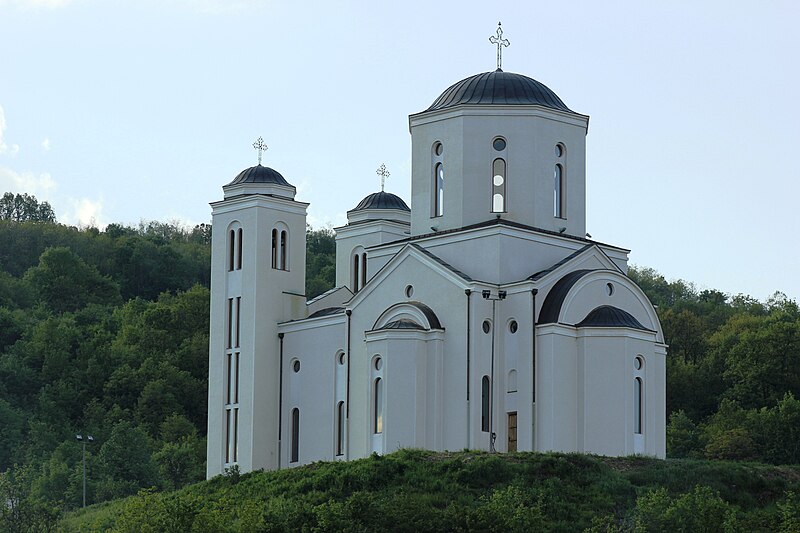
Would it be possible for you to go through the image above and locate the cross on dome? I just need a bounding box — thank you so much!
[376,163,390,192]
[489,22,510,71]
[252,137,268,165]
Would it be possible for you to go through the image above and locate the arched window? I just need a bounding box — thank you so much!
[353,254,360,292]
[554,144,566,218]
[228,230,235,271]
[492,158,506,213]
[236,228,243,270]
[336,401,345,456]
[361,252,367,288]
[280,230,288,270]
[291,407,300,463]
[373,378,383,434]
[634,377,643,434]
[434,163,444,217]
[481,376,490,432]
[271,229,278,268]
[507,369,517,393]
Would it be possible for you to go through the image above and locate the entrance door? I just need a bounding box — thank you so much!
[507,412,517,452]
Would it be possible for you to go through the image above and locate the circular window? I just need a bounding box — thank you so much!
[606,283,614,296]
[509,320,518,334]
[482,320,492,334]
[493,174,504,186]
[292,360,300,373]
[434,142,443,156]
[493,138,506,151]
[338,353,346,365]
[405,285,414,298]
[374,357,383,371]
[555,144,563,157]
[634,356,643,370]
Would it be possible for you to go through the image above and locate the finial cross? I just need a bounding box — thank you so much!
[376,163,390,192]
[252,137,268,165]
[489,22,510,71]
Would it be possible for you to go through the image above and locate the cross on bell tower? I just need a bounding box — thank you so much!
[489,22,510,71]
[253,137,268,165]
[376,163,390,192]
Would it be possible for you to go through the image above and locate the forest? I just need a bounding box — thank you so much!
[0,192,798,530]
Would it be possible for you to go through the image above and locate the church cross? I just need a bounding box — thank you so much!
[376,163,390,192]
[489,22,510,71]
[252,137,268,165]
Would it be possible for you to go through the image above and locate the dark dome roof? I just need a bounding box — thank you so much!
[576,305,650,331]
[428,70,572,113]
[227,164,292,187]
[351,191,410,212]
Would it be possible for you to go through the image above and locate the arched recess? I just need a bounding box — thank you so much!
[226,221,242,272]
[372,301,443,331]
[351,245,366,292]
[539,269,664,342]
[271,221,290,271]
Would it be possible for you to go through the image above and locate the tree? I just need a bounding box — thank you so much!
[97,421,160,500]
[0,192,56,223]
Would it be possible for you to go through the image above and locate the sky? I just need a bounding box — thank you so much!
[1,0,798,302]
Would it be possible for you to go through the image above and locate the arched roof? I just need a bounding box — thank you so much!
[226,164,292,187]
[351,191,410,212]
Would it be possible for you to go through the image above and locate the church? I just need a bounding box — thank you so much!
[205,29,666,477]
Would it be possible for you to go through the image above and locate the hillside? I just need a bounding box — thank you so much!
[60,450,800,532]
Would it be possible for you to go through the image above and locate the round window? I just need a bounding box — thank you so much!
[338,353,346,365]
[509,320,518,334]
[434,142,443,156]
[292,360,300,373]
[606,283,614,296]
[405,285,414,298]
[493,174,504,186]
[493,138,506,151]
[555,144,563,157]
[374,357,383,371]
[482,320,492,334]
[634,357,643,370]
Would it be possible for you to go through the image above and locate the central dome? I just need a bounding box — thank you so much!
[427,70,572,113]
[350,191,410,212]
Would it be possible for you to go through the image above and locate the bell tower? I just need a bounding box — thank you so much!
[206,139,308,477]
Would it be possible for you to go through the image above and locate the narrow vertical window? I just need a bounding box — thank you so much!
[492,158,506,212]
[232,408,238,462]
[336,401,345,456]
[280,230,288,270]
[236,228,243,270]
[373,378,383,434]
[234,352,240,404]
[291,408,300,463]
[235,297,241,348]
[226,298,233,349]
[481,376,490,432]
[271,229,278,268]
[353,255,360,292]
[361,253,367,288]
[435,163,444,216]
[554,144,566,218]
[225,409,231,463]
[226,353,232,404]
[228,230,235,271]
[634,377,643,434]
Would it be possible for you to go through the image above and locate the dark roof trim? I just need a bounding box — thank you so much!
[575,305,652,331]
[529,244,594,281]
[372,301,443,331]
[537,269,593,324]
[410,244,474,282]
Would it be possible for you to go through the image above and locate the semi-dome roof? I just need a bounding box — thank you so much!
[351,191,410,212]
[226,164,292,187]
[427,70,572,113]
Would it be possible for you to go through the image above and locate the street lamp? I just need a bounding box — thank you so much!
[75,434,94,508]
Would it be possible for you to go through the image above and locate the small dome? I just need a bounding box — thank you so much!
[576,305,650,331]
[427,70,572,113]
[351,191,410,212]
[226,164,292,187]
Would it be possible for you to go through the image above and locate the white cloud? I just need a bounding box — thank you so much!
[41,138,51,151]
[64,196,106,229]
[0,166,56,198]
[0,106,20,157]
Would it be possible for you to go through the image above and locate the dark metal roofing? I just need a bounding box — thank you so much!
[427,71,572,113]
[383,318,425,330]
[371,301,443,331]
[351,191,410,212]
[576,305,651,331]
[537,269,593,324]
[226,164,292,187]
[307,306,345,319]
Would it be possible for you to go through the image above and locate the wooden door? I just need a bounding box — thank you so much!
[507,412,517,452]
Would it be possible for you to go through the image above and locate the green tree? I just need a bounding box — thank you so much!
[0,192,56,223]
[97,421,160,500]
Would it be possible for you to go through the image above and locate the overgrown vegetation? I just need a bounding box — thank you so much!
[60,450,800,532]
[1,193,799,531]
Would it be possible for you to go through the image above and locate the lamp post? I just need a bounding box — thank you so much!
[482,289,506,452]
[75,434,94,508]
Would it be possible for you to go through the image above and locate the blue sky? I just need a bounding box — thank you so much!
[1,0,798,302]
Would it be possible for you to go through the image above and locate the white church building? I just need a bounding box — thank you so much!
[206,39,666,477]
